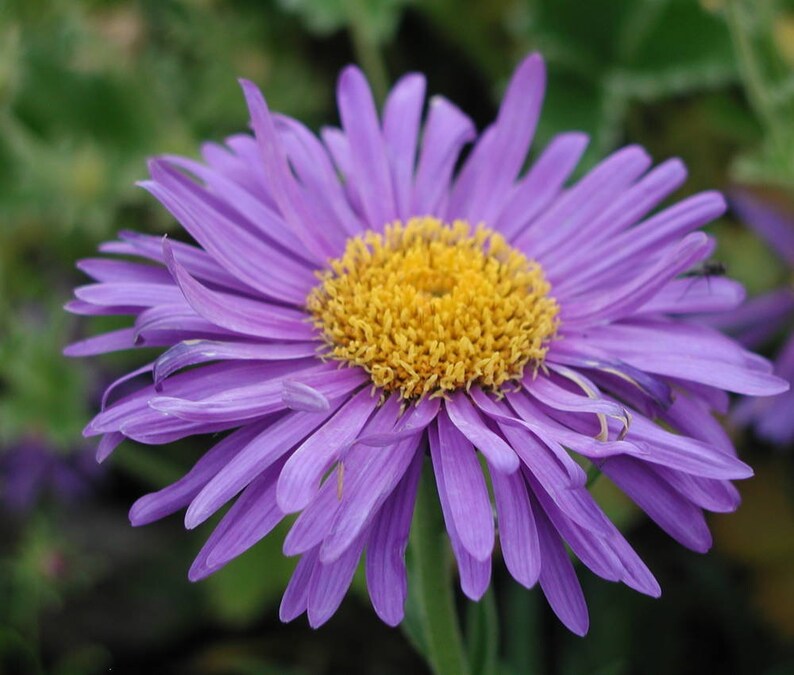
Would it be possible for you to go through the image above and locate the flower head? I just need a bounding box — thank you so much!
[709,190,794,443]
[1,439,100,513]
[66,54,787,634]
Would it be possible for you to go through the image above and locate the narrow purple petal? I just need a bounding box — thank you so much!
[490,464,540,588]
[276,388,379,513]
[75,282,185,308]
[496,132,589,239]
[429,412,495,561]
[162,239,314,341]
[382,73,426,220]
[279,548,318,622]
[64,328,137,357]
[282,380,330,412]
[307,534,367,627]
[731,189,794,265]
[412,96,476,216]
[77,258,173,284]
[144,160,315,303]
[162,153,312,260]
[240,79,337,260]
[639,277,745,315]
[320,433,420,563]
[452,53,546,224]
[515,145,652,257]
[337,66,396,230]
[184,408,336,528]
[428,425,491,600]
[561,232,712,327]
[189,459,285,579]
[96,432,125,463]
[365,450,422,626]
[533,494,589,636]
[153,340,318,388]
[600,455,713,552]
[445,392,520,473]
[150,362,363,424]
[130,420,270,526]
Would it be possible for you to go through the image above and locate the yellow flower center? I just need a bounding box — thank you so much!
[307,217,560,399]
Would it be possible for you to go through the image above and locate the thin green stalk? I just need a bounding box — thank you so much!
[586,463,603,488]
[408,462,471,675]
[725,0,787,151]
[344,0,389,104]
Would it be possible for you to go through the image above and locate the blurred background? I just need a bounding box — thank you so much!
[1,0,793,673]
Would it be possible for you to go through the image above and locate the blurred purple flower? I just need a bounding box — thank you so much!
[66,54,786,634]
[708,190,794,444]
[0,439,100,513]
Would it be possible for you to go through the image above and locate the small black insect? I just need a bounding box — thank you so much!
[679,260,728,298]
[682,261,728,279]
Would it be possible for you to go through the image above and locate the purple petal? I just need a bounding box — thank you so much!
[184,408,336,528]
[428,424,492,600]
[639,277,745,315]
[64,328,137,357]
[103,230,253,294]
[161,239,314,341]
[412,96,476,216]
[307,533,367,627]
[276,388,379,513]
[75,282,185,308]
[144,160,315,303]
[554,191,726,293]
[319,432,420,563]
[240,79,338,260]
[561,232,712,327]
[130,419,271,526]
[445,393,520,473]
[96,432,125,463]
[731,189,794,265]
[429,412,495,561]
[188,459,285,579]
[282,380,330,412]
[77,258,173,284]
[274,115,363,238]
[162,153,312,260]
[365,450,422,626]
[601,455,713,552]
[515,145,652,257]
[150,362,363,424]
[530,475,623,582]
[489,464,540,588]
[496,132,589,240]
[382,73,426,220]
[336,66,396,230]
[533,494,589,636]
[279,548,318,622]
[451,53,546,224]
[153,340,318,388]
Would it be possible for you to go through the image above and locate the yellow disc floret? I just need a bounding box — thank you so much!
[307,217,560,400]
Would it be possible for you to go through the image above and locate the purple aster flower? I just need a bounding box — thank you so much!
[1,438,100,513]
[708,190,794,444]
[65,54,787,635]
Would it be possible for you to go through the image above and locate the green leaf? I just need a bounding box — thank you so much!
[612,0,737,100]
[276,0,409,43]
[203,521,296,628]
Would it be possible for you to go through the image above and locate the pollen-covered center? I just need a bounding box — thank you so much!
[307,217,560,399]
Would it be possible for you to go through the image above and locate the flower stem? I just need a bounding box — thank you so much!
[408,461,471,675]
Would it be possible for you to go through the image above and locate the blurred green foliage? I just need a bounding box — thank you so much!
[0,0,793,673]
